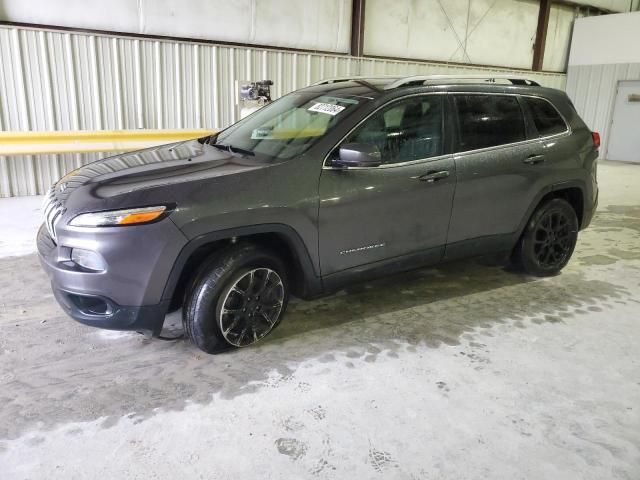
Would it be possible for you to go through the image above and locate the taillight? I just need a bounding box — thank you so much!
[592,132,601,149]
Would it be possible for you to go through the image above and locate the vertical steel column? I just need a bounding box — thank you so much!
[532,0,552,71]
[350,0,366,57]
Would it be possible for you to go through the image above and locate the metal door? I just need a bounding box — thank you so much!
[607,81,640,163]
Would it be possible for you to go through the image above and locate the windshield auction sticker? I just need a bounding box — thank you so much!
[308,103,346,116]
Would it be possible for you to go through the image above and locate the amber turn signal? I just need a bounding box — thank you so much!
[119,209,166,225]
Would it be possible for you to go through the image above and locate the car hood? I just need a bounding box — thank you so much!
[52,140,272,203]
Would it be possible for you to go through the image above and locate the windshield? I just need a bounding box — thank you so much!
[213,92,362,161]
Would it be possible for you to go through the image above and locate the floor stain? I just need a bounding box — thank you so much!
[309,436,336,476]
[306,406,326,421]
[275,437,308,460]
[580,255,617,266]
[368,445,397,472]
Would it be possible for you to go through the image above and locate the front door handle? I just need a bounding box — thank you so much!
[523,154,545,165]
[418,170,450,183]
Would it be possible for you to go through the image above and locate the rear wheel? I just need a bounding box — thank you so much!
[514,198,578,276]
[183,244,289,353]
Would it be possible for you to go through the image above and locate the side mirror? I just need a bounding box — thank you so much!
[333,143,382,168]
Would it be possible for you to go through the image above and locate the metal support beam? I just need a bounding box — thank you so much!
[532,0,552,71]
[350,0,366,57]
[552,0,612,14]
[0,129,216,155]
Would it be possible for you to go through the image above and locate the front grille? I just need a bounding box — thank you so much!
[42,186,66,242]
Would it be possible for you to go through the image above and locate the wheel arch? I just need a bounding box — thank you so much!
[517,180,587,241]
[162,224,322,310]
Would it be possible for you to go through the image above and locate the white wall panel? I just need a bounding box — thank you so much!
[364,0,540,70]
[569,11,640,66]
[0,0,352,53]
[1,0,141,32]
[566,63,640,158]
[463,0,539,69]
[0,25,565,197]
[543,4,587,73]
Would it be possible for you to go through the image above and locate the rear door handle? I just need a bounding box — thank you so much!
[523,154,545,165]
[418,170,450,183]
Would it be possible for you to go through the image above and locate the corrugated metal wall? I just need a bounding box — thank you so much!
[0,25,566,197]
[566,63,640,157]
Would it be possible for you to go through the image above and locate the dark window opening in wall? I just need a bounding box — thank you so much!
[454,95,526,152]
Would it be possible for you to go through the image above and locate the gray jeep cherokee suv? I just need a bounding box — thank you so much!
[38,75,599,353]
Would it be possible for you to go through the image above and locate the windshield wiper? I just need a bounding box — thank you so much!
[210,143,255,157]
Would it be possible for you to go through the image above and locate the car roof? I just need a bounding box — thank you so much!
[300,75,564,102]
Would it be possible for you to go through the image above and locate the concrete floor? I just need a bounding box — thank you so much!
[0,161,639,479]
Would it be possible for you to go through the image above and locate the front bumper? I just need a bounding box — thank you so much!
[51,286,170,335]
[37,218,187,335]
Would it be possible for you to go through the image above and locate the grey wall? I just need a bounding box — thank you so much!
[2,0,637,70]
[565,12,640,158]
[362,0,633,72]
[4,0,612,197]
[544,3,587,72]
[0,24,566,197]
[0,0,353,53]
[566,63,640,158]
[364,0,540,69]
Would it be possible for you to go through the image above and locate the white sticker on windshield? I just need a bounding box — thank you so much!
[308,102,346,116]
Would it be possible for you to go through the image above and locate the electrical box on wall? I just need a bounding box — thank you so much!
[237,80,273,119]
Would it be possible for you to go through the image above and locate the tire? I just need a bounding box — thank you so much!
[183,243,289,354]
[514,198,579,277]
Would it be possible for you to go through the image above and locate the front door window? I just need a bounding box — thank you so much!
[341,96,444,165]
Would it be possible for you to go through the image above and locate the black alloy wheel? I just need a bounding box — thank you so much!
[515,198,579,276]
[532,210,574,268]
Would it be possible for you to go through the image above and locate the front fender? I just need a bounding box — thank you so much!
[161,223,323,303]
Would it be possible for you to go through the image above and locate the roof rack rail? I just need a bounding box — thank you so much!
[312,75,399,86]
[311,74,541,90]
[384,74,540,89]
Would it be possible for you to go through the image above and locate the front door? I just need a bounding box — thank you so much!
[318,94,456,275]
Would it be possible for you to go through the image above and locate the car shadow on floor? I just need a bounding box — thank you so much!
[261,205,640,352]
[262,256,630,354]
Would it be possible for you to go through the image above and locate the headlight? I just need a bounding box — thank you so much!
[69,206,169,227]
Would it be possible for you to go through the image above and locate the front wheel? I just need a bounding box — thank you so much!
[514,198,579,276]
[183,244,289,354]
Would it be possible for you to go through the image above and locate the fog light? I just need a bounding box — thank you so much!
[71,248,107,272]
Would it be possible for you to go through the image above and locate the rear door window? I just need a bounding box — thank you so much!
[454,95,526,152]
[522,97,568,137]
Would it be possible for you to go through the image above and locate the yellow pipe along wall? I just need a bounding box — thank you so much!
[0,130,217,156]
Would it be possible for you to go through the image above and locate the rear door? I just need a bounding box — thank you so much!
[446,93,547,256]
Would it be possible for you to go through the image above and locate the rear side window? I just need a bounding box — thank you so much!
[454,95,526,151]
[522,97,568,137]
